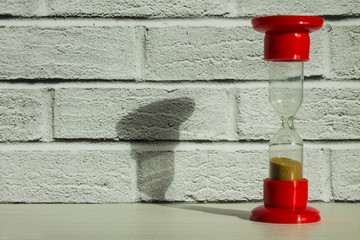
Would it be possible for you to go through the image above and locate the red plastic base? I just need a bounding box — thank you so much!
[251,205,320,224]
[264,178,308,208]
[251,178,321,223]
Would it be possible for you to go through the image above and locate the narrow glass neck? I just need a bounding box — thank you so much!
[280,116,294,129]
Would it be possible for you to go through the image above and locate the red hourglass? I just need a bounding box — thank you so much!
[250,15,324,224]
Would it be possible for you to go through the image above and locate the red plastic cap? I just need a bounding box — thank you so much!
[252,15,324,61]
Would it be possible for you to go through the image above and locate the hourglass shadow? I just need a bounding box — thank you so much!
[161,204,251,221]
[116,98,195,201]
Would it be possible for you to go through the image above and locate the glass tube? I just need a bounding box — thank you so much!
[268,61,304,181]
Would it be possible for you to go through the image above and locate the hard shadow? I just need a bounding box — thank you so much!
[161,204,251,221]
[117,97,195,201]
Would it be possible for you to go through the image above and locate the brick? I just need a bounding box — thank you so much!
[0,0,40,16]
[145,26,265,81]
[0,26,139,80]
[54,88,235,141]
[330,25,360,79]
[137,149,267,202]
[145,26,323,81]
[331,148,360,201]
[37,1,360,18]
[3,0,359,18]
[237,87,360,140]
[234,0,360,17]
[304,148,331,201]
[307,28,326,77]
[136,146,331,202]
[0,150,136,203]
[237,87,276,140]
[0,89,51,142]
[46,0,232,18]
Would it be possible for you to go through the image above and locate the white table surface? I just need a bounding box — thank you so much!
[0,203,359,240]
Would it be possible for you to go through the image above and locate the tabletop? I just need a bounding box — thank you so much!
[0,203,359,240]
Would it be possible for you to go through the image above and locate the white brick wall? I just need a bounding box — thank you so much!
[0,26,141,80]
[53,87,235,140]
[0,148,136,203]
[0,1,359,203]
[2,1,359,17]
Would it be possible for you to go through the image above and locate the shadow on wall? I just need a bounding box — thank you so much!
[117,98,195,201]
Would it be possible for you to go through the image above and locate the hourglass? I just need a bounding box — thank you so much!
[250,16,324,223]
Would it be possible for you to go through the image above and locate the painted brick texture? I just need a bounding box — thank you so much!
[0,150,136,203]
[0,89,51,142]
[137,149,268,202]
[0,0,40,16]
[46,0,232,18]
[2,1,359,17]
[145,26,325,80]
[54,88,235,141]
[0,26,140,80]
[331,149,360,201]
[330,25,360,79]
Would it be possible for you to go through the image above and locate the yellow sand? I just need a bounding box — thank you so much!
[270,157,302,181]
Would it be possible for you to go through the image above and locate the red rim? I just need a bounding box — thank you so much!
[252,15,324,33]
[251,205,321,224]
